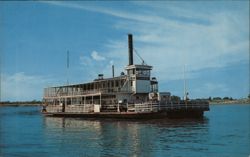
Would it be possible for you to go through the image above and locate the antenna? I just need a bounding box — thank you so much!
[183,64,189,102]
[133,48,146,65]
[0,51,1,102]
[183,65,186,100]
[67,51,69,85]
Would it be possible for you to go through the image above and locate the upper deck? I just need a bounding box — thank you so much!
[44,34,158,99]
[44,75,129,98]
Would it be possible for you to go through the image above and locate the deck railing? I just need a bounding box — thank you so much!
[45,104,94,113]
[127,102,159,113]
[44,88,130,98]
[160,102,209,111]
[44,90,100,97]
[44,101,209,113]
[45,105,62,113]
[65,104,94,113]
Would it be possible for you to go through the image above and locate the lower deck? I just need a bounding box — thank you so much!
[42,110,206,119]
[42,101,209,119]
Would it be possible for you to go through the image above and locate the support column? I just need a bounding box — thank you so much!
[92,95,94,112]
[117,102,120,112]
[100,94,102,106]
[84,96,86,112]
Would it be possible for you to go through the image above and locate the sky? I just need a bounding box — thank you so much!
[0,1,249,101]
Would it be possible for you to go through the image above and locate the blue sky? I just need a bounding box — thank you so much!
[0,1,249,101]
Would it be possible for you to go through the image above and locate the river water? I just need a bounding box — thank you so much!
[0,104,249,157]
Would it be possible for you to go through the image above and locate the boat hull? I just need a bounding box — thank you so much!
[42,110,205,119]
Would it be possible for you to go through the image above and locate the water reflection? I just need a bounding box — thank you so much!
[1,105,249,157]
[43,117,209,156]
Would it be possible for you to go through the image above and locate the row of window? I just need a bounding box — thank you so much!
[128,69,150,76]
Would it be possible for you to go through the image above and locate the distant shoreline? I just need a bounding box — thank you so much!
[0,101,42,107]
[209,102,250,105]
[209,99,250,105]
[0,103,42,107]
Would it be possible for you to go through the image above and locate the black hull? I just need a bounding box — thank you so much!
[166,110,204,118]
[42,110,205,119]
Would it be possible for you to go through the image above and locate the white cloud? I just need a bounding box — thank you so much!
[44,1,249,84]
[41,1,167,24]
[91,51,106,61]
[107,3,249,81]
[192,82,230,98]
[1,72,55,101]
[79,53,115,81]
[109,60,114,65]
[2,2,248,101]
[80,56,92,66]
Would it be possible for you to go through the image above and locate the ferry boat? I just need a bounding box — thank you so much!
[42,34,209,119]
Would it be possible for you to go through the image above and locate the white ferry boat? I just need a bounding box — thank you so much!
[42,34,209,119]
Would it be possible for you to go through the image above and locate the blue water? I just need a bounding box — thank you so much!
[0,104,249,157]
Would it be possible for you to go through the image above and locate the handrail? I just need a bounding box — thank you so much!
[160,103,209,110]
[44,88,132,98]
[44,101,209,113]
[45,104,94,113]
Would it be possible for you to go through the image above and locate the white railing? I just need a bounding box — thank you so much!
[44,90,100,97]
[65,104,94,113]
[44,88,130,98]
[45,105,62,113]
[160,102,209,110]
[127,102,159,113]
[44,101,209,114]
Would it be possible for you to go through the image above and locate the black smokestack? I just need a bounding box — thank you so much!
[128,34,133,65]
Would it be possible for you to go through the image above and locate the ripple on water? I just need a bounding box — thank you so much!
[0,105,249,157]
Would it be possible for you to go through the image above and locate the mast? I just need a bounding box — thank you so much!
[63,50,69,113]
[183,64,188,102]
[183,65,187,100]
[67,50,69,85]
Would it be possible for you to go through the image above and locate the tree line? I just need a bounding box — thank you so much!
[0,100,42,105]
[170,95,250,102]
